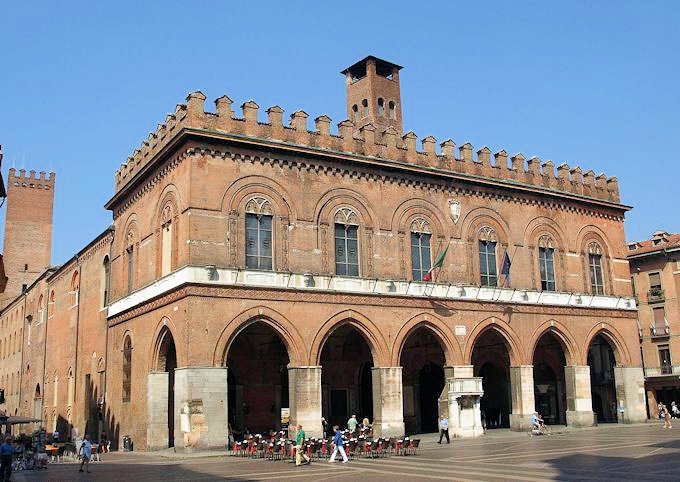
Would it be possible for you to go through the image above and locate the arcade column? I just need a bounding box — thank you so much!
[564,365,595,427]
[509,365,535,431]
[614,366,646,423]
[288,366,323,438]
[372,366,405,437]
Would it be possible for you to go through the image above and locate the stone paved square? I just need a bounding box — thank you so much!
[11,424,680,481]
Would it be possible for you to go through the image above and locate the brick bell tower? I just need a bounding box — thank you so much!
[0,167,55,307]
[342,55,404,135]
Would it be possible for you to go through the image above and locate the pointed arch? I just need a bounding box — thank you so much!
[213,306,305,367]
[148,317,181,372]
[528,320,579,366]
[464,317,523,365]
[310,309,390,366]
[391,313,462,366]
[583,323,631,366]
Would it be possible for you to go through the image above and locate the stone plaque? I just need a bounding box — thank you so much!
[455,325,466,336]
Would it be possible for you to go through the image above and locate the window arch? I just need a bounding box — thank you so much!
[388,101,396,120]
[122,335,132,403]
[102,255,111,306]
[38,294,45,323]
[48,290,55,318]
[67,368,74,406]
[334,207,360,276]
[538,235,556,291]
[361,98,368,117]
[410,217,432,281]
[377,97,385,117]
[588,242,605,295]
[70,270,80,306]
[125,228,136,294]
[245,196,274,270]
[478,226,498,287]
[160,204,174,277]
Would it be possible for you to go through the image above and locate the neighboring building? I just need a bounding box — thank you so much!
[4,56,646,451]
[628,230,680,416]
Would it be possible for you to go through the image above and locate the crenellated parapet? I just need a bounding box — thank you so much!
[8,167,55,189]
[114,91,621,204]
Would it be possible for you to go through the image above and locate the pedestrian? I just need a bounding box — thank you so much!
[658,402,664,420]
[79,434,92,473]
[294,425,310,466]
[347,415,358,435]
[328,425,348,463]
[1,436,13,482]
[101,431,109,453]
[671,401,679,419]
[437,415,450,444]
[321,417,329,438]
[663,405,673,429]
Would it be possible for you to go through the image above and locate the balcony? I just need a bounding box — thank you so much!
[644,365,680,378]
[648,288,665,303]
[650,323,670,338]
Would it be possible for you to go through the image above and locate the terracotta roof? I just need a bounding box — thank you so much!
[627,232,680,257]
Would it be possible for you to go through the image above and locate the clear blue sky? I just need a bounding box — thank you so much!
[1,1,678,265]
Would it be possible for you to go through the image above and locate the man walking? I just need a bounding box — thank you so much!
[438,415,450,444]
[294,425,310,466]
[328,425,348,463]
[78,434,92,473]
[347,415,358,435]
[1,436,13,482]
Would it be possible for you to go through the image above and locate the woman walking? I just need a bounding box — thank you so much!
[663,405,673,429]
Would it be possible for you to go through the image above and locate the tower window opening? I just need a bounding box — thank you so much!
[377,98,384,117]
[24,264,28,271]
[388,101,396,120]
[352,104,359,122]
[361,99,368,118]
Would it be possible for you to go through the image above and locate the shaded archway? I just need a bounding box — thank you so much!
[533,332,567,425]
[471,329,511,428]
[320,324,374,428]
[587,334,617,422]
[400,326,446,434]
[225,321,290,438]
[156,327,177,448]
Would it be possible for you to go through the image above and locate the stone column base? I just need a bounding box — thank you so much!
[566,410,595,427]
[509,413,534,431]
[288,366,322,439]
[372,367,405,438]
[614,366,647,424]
[174,367,228,451]
[147,372,169,451]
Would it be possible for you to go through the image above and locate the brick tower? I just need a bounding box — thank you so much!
[342,55,404,134]
[0,167,55,307]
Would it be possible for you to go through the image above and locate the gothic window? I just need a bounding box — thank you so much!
[377,97,385,117]
[38,294,44,323]
[538,235,556,291]
[122,336,132,403]
[410,218,432,281]
[102,255,111,306]
[48,290,55,318]
[67,368,74,407]
[125,229,135,295]
[361,99,368,118]
[245,197,273,270]
[160,204,174,277]
[588,242,605,295]
[70,271,79,306]
[388,101,396,119]
[478,226,498,287]
[334,207,360,277]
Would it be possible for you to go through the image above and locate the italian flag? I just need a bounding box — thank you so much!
[422,245,449,282]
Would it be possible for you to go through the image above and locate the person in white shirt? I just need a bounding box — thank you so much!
[79,434,92,473]
[437,415,450,444]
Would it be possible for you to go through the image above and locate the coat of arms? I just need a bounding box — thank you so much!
[448,199,461,224]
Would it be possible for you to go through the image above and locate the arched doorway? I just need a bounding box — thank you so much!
[533,332,567,425]
[320,324,373,429]
[588,334,617,422]
[156,328,177,448]
[400,327,446,434]
[471,329,511,428]
[225,321,290,437]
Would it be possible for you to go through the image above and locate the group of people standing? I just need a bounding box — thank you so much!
[657,401,678,429]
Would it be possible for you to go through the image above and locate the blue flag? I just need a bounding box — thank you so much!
[501,251,511,287]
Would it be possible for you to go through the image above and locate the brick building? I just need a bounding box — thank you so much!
[627,231,680,416]
[2,56,645,450]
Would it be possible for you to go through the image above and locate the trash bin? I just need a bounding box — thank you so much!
[123,435,133,452]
